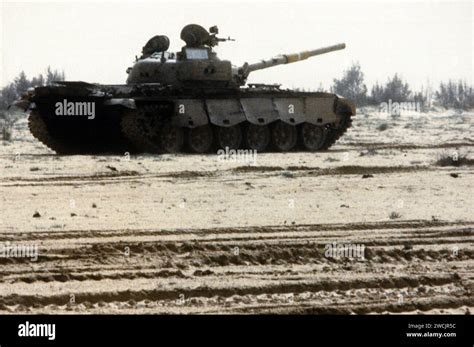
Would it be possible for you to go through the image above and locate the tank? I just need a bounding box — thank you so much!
[12,24,355,154]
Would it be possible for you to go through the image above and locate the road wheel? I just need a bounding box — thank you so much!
[159,123,184,153]
[120,108,161,153]
[215,124,242,150]
[186,124,213,153]
[300,123,327,151]
[244,124,270,152]
[271,121,297,152]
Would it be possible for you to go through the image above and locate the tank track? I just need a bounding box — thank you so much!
[28,111,76,154]
[28,110,131,155]
[321,112,353,150]
[121,106,162,153]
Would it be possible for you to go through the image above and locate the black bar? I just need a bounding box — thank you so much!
[0,314,472,346]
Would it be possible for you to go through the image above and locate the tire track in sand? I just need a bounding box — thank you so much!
[0,220,472,314]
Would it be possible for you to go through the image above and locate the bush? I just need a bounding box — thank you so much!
[389,212,401,220]
[331,62,368,106]
[377,123,389,131]
[368,74,413,104]
[435,80,474,110]
[1,125,12,141]
[0,67,65,111]
[382,74,412,102]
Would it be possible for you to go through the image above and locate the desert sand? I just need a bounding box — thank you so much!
[0,107,472,314]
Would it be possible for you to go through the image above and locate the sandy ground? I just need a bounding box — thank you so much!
[0,107,473,314]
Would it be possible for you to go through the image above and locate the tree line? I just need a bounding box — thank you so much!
[0,67,65,110]
[331,62,474,110]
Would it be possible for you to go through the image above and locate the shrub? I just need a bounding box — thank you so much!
[389,212,401,220]
[1,125,12,141]
[331,62,368,106]
[377,123,389,131]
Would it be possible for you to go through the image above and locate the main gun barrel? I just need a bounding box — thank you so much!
[240,43,346,78]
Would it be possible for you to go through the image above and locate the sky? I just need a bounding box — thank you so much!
[1,0,472,91]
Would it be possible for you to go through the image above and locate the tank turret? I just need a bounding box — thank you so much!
[126,24,345,89]
[126,24,236,87]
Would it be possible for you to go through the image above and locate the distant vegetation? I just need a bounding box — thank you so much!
[331,62,474,110]
[435,81,474,110]
[0,67,65,111]
[331,62,368,106]
[389,211,402,220]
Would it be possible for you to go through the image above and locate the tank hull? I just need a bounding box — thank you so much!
[25,83,355,154]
